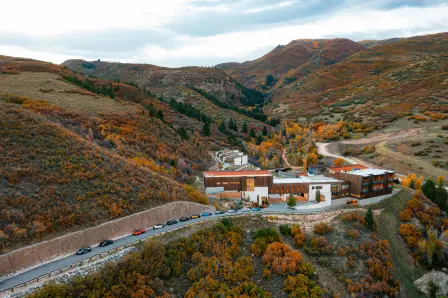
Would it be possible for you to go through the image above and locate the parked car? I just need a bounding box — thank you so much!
[132,229,146,235]
[99,240,113,247]
[241,208,251,212]
[251,208,260,211]
[202,212,212,216]
[153,224,165,229]
[227,209,237,213]
[214,210,225,215]
[76,247,91,255]
[190,214,201,219]
[346,199,358,206]
[166,219,178,225]
[179,216,190,222]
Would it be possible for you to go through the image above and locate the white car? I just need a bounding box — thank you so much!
[227,209,237,213]
[153,224,165,229]
[241,208,251,212]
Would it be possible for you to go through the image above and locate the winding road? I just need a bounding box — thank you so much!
[0,202,355,295]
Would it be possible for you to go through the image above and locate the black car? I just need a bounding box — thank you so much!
[166,219,178,225]
[99,240,113,247]
[76,247,91,255]
[214,210,225,215]
[179,216,190,222]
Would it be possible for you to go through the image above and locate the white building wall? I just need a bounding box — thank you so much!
[241,155,248,165]
[308,184,332,202]
[233,156,242,165]
[242,187,269,205]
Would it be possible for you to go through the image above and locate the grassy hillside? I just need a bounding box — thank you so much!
[217,38,365,91]
[62,59,272,133]
[0,56,216,253]
[265,32,448,125]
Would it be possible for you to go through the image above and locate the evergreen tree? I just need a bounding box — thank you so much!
[428,280,439,298]
[177,127,189,140]
[315,190,321,203]
[202,122,211,136]
[156,110,164,121]
[249,128,256,138]
[409,179,415,189]
[287,195,296,207]
[242,121,248,134]
[262,126,268,136]
[256,134,263,145]
[435,186,448,211]
[365,207,374,230]
[219,122,227,134]
[422,180,437,202]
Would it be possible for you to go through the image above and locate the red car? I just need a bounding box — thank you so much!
[132,229,145,235]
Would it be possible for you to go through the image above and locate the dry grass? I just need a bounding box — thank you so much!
[0,72,137,116]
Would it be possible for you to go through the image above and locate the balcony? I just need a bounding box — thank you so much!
[362,189,368,193]
[362,182,370,186]
[372,180,384,184]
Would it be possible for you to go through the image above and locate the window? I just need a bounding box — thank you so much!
[246,177,254,191]
[313,186,323,190]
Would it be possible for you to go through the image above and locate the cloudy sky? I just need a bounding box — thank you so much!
[1,0,447,67]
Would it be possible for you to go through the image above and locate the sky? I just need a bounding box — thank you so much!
[0,0,447,67]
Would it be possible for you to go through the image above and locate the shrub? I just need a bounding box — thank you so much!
[284,274,324,297]
[347,229,360,239]
[399,209,412,221]
[279,224,291,237]
[304,236,333,255]
[287,195,296,207]
[314,222,332,235]
[262,242,303,275]
[291,224,305,247]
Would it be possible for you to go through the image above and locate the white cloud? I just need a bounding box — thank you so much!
[244,1,296,14]
[0,1,447,66]
[141,4,448,65]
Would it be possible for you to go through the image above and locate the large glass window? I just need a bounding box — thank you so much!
[246,177,254,191]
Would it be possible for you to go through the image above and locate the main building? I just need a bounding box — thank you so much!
[203,167,394,205]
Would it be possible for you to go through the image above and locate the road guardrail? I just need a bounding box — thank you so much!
[0,204,383,297]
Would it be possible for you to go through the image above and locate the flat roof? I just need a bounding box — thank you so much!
[204,170,271,178]
[347,168,394,176]
[328,164,368,172]
[225,154,245,159]
[274,175,345,184]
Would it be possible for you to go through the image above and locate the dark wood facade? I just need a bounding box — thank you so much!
[204,175,273,192]
[329,172,394,198]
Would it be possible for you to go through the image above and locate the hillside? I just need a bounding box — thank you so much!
[216,38,365,91]
[263,33,448,124]
[62,59,272,132]
[0,56,213,253]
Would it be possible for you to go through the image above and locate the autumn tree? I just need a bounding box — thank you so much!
[333,158,345,167]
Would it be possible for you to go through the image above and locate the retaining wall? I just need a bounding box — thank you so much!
[0,201,215,277]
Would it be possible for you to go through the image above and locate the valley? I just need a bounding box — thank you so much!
[1,31,447,298]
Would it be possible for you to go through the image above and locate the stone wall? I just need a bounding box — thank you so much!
[0,201,215,277]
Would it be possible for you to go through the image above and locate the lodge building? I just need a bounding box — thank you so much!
[203,167,394,205]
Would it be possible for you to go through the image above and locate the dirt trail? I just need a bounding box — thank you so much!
[281,148,303,170]
[317,127,425,176]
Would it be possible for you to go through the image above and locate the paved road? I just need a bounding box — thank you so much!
[0,204,335,293]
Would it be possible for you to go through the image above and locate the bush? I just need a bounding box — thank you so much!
[291,224,305,247]
[347,229,360,239]
[287,195,296,207]
[304,236,333,255]
[314,222,332,235]
[279,225,291,236]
